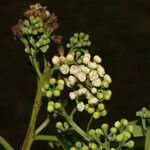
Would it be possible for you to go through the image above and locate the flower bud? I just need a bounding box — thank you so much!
[120,119,128,126]
[49,78,56,85]
[53,90,60,97]
[52,56,60,64]
[101,81,109,88]
[93,111,100,119]
[88,97,98,105]
[104,74,112,83]
[66,54,74,61]
[69,75,77,85]
[60,64,69,75]
[75,71,86,82]
[116,134,123,142]
[77,102,85,112]
[69,92,77,100]
[97,92,103,100]
[98,103,105,111]
[47,105,54,112]
[97,65,105,77]
[57,84,64,91]
[100,110,107,116]
[125,140,134,148]
[56,122,63,129]
[54,102,62,109]
[66,44,71,48]
[44,83,49,90]
[88,62,97,69]
[110,127,117,134]
[89,129,95,136]
[114,121,122,128]
[83,56,90,64]
[70,147,76,150]
[87,107,95,114]
[89,143,97,150]
[127,125,134,133]
[101,123,109,132]
[91,88,97,94]
[93,55,102,63]
[57,79,65,85]
[95,128,103,137]
[82,145,89,150]
[46,90,53,98]
[75,141,82,148]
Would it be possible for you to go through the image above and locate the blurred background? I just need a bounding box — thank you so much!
[0,0,150,149]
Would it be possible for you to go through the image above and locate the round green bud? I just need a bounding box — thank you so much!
[48,101,55,106]
[91,88,97,94]
[82,145,89,150]
[79,32,85,38]
[85,104,89,110]
[38,28,44,33]
[87,107,95,114]
[114,121,122,128]
[44,83,49,90]
[116,134,123,142]
[123,131,131,139]
[120,119,128,126]
[54,102,62,109]
[40,45,49,53]
[47,105,54,112]
[32,30,38,35]
[46,90,53,98]
[97,92,103,100]
[76,51,82,58]
[30,38,35,44]
[89,129,95,136]
[104,93,111,100]
[77,58,83,64]
[66,44,71,48]
[102,81,109,88]
[70,147,76,150]
[93,111,100,119]
[84,34,89,41]
[110,148,116,150]
[24,20,30,26]
[75,141,82,148]
[49,78,56,85]
[56,122,63,129]
[110,127,117,134]
[24,47,30,53]
[57,84,64,91]
[53,90,61,97]
[27,29,32,34]
[36,42,41,47]
[101,123,109,132]
[89,143,97,150]
[35,23,40,28]
[86,41,91,46]
[57,79,65,85]
[128,125,134,133]
[82,42,87,46]
[98,103,105,111]
[76,42,82,47]
[100,110,107,116]
[63,122,69,129]
[95,128,103,137]
[74,33,78,38]
[126,140,134,148]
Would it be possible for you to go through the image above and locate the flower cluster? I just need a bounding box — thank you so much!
[42,78,65,98]
[56,122,70,133]
[136,107,150,119]
[51,34,112,116]
[47,101,62,113]
[11,3,59,55]
[87,119,134,149]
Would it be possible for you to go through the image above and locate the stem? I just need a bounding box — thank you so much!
[145,128,150,150]
[33,57,42,78]
[0,136,14,150]
[70,107,77,119]
[34,135,58,142]
[86,117,93,132]
[35,117,50,136]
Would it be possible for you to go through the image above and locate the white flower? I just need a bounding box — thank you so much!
[83,53,91,64]
[91,87,97,94]
[60,64,69,75]
[80,65,90,74]
[89,70,99,81]
[93,55,102,63]
[52,56,60,64]
[69,92,77,100]
[88,62,97,69]
[70,65,80,75]
[78,88,88,95]
[65,79,72,88]
[77,102,85,112]
[69,75,77,85]
[59,56,66,63]
[88,97,98,105]
[97,65,105,77]
[86,91,92,99]
[92,78,101,87]
[104,74,112,83]
[66,54,74,61]
[75,71,86,82]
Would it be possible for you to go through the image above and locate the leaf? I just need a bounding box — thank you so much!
[129,120,144,137]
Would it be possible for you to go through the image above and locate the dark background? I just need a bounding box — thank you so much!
[0,0,150,149]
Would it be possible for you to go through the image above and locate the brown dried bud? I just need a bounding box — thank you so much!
[58,45,64,56]
[51,35,63,44]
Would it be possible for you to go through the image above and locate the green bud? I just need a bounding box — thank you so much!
[95,128,103,137]
[76,51,82,58]
[87,107,95,114]
[44,83,49,90]
[98,103,105,111]
[123,131,131,140]
[125,140,134,148]
[36,42,41,47]
[89,129,95,136]
[70,37,77,44]
[38,28,44,33]
[93,111,100,119]
[53,90,60,97]
[84,34,89,41]
[24,47,30,53]
[116,134,123,142]
[32,30,38,35]
[100,110,107,116]
[66,44,71,48]
[101,123,109,132]
[74,33,78,38]
[85,104,89,110]
[24,20,30,26]
[104,92,111,100]
[110,148,116,150]
[49,78,56,85]
[114,121,122,128]
[29,16,35,23]
[79,32,85,38]
[27,29,32,34]
[76,42,82,47]
[57,79,65,85]
[47,105,54,112]
[30,38,35,44]
[101,81,109,88]
[75,141,82,148]
[40,45,49,53]
[89,143,97,150]
[97,92,103,100]
[128,125,134,133]
[120,119,128,126]
[46,90,53,98]
[54,102,62,109]
[48,101,55,106]
[70,147,76,150]
[110,127,117,134]
[77,58,83,64]
[63,122,69,129]
[57,84,64,91]
[56,122,63,129]
[41,87,46,93]
[86,41,91,46]
[82,145,89,150]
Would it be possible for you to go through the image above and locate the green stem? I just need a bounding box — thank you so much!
[0,136,14,150]
[86,117,93,132]
[145,128,150,150]
[33,57,42,78]
[70,107,77,119]
[34,135,58,142]
[35,117,50,136]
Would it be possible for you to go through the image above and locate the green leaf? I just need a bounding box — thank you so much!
[129,120,144,137]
